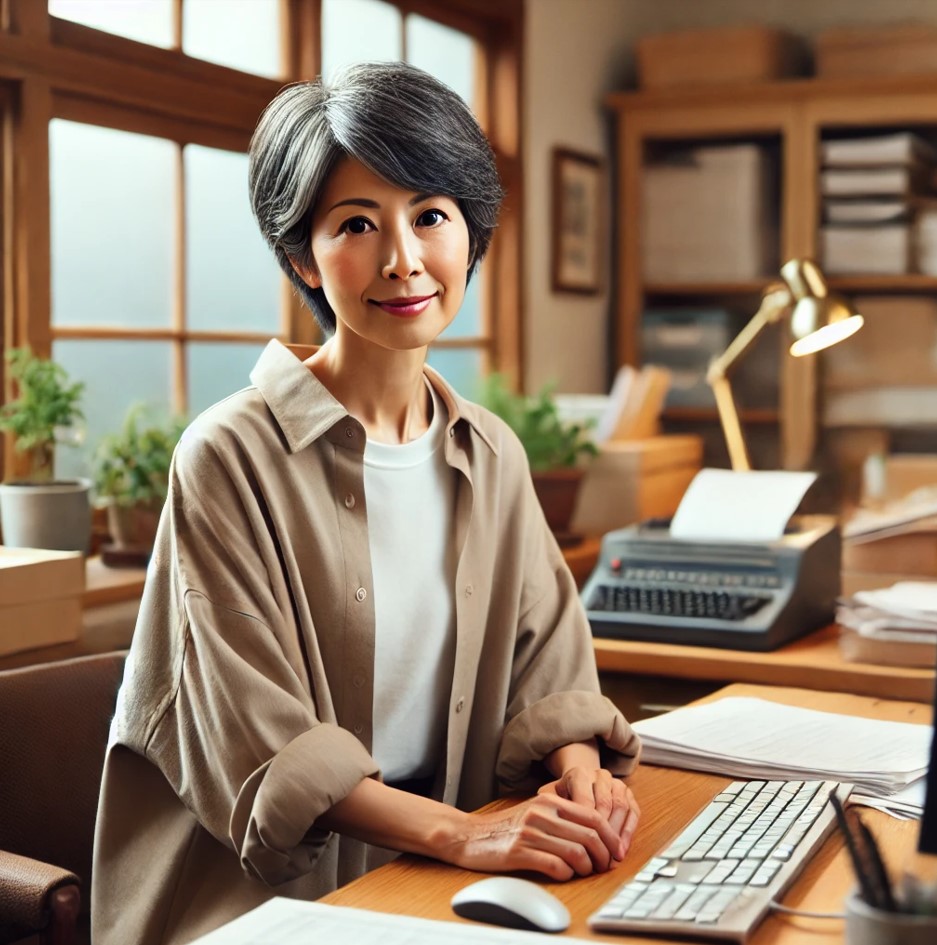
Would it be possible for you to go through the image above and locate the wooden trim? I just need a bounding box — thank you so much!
[283,0,321,82]
[173,144,186,414]
[7,0,49,39]
[0,29,274,131]
[53,92,252,151]
[51,327,280,344]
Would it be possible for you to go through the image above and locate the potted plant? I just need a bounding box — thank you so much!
[480,374,598,541]
[93,404,186,564]
[0,347,90,552]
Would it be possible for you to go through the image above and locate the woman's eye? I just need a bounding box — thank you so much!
[417,208,447,227]
[341,216,373,235]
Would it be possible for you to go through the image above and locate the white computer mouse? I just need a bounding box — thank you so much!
[450,876,571,933]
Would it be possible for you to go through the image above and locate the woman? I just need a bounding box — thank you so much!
[92,61,641,945]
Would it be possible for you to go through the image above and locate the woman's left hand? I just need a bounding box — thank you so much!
[538,766,641,860]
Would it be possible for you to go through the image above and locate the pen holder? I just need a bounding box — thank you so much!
[845,891,937,945]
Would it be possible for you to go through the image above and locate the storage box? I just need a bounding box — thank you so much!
[571,435,703,536]
[642,309,728,408]
[636,25,804,90]
[0,546,84,657]
[641,144,778,283]
[816,24,937,80]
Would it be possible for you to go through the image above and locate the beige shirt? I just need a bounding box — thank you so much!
[92,340,640,945]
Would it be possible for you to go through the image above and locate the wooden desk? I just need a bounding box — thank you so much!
[323,684,929,943]
[594,624,935,706]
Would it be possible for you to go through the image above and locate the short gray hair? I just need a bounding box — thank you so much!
[248,61,504,334]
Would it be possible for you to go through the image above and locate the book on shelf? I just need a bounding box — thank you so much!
[820,163,937,198]
[823,386,937,426]
[821,132,937,168]
[824,198,915,225]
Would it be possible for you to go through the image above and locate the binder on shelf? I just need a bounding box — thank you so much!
[820,164,937,198]
[820,223,912,275]
[821,132,937,168]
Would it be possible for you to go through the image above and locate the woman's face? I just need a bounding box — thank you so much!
[302,157,471,353]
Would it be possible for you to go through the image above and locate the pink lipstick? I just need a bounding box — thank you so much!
[371,293,436,317]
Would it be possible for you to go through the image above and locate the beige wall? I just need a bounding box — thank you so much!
[523,0,937,393]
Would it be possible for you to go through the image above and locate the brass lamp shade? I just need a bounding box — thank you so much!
[707,258,863,471]
[781,259,865,357]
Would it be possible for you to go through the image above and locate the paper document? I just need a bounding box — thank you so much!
[632,697,931,817]
[190,898,594,945]
[669,468,817,542]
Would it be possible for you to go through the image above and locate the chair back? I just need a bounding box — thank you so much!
[0,652,126,919]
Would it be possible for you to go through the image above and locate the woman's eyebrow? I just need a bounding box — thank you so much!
[327,197,379,212]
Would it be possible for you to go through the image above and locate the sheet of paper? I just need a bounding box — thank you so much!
[191,899,595,945]
[669,468,817,542]
[856,582,937,619]
[632,697,931,796]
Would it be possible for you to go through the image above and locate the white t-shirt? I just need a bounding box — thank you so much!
[364,383,457,782]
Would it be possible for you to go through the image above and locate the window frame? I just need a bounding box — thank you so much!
[0,0,523,479]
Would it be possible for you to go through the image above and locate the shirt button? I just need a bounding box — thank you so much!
[353,674,364,688]
[464,585,473,597]
[455,697,465,713]
[345,426,355,438]
[344,493,356,509]
[353,722,363,735]
[355,587,367,602]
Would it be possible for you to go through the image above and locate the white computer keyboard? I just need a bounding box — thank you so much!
[588,778,851,942]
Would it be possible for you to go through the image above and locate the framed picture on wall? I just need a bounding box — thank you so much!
[551,147,604,294]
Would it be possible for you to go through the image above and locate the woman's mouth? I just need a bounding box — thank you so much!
[370,293,437,317]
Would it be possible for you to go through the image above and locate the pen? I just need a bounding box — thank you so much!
[830,794,897,911]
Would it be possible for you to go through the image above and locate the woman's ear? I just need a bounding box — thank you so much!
[288,256,322,289]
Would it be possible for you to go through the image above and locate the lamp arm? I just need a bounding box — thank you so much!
[706,286,792,472]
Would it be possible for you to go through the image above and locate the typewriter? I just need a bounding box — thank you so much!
[582,516,840,651]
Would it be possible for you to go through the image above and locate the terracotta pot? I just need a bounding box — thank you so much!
[530,467,585,540]
[106,500,163,551]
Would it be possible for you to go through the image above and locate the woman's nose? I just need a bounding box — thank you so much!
[381,227,424,281]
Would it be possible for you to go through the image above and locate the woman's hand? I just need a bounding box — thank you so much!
[444,792,626,881]
[538,766,640,859]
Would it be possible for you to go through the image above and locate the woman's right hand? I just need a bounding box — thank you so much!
[442,793,625,881]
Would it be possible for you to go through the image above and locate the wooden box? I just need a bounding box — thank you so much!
[816,24,937,80]
[0,546,84,657]
[636,25,803,90]
[572,435,702,536]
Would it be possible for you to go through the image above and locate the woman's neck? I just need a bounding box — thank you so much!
[305,335,432,445]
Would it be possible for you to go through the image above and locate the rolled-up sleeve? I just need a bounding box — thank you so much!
[145,592,379,886]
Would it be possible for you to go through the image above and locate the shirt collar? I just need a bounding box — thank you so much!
[249,339,498,457]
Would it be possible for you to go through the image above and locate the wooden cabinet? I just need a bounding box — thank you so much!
[606,73,937,491]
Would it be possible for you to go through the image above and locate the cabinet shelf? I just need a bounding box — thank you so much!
[663,407,780,424]
[827,274,937,293]
[644,280,768,297]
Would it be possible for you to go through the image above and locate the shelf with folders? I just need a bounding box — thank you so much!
[608,72,937,475]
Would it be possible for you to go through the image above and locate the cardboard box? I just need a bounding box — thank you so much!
[816,24,937,80]
[636,25,804,90]
[572,435,702,536]
[0,546,84,657]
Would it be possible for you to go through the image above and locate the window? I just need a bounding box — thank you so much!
[1,0,521,481]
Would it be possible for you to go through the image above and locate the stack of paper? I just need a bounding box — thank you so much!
[837,582,937,669]
[632,697,931,818]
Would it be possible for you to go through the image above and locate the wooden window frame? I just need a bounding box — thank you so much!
[0,0,523,478]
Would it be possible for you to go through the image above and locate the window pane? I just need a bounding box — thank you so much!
[50,120,175,328]
[183,0,281,78]
[187,342,266,416]
[185,145,281,334]
[53,339,173,483]
[49,0,173,47]
[445,264,483,338]
[321,0,402,80]
[426,347,484,398]
[406,14,477,108]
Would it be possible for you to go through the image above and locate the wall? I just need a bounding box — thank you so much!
[524,0,937,393]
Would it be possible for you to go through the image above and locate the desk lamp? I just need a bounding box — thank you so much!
[707,259,864,471]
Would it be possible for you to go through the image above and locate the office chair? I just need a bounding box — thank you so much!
[0,651,126,945]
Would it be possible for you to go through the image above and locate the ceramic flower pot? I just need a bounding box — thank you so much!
[0,478,92,553]
[530,467,585,545]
